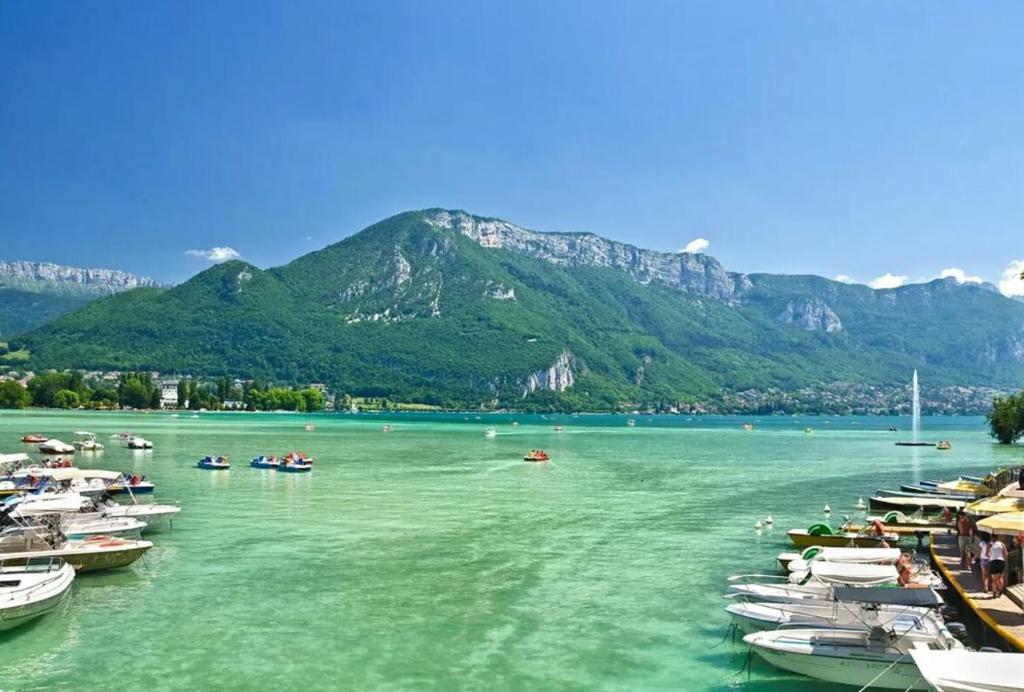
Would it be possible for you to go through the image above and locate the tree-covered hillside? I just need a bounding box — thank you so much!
[13,210,1024,408]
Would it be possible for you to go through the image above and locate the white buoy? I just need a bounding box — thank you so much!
[823,503,832,514]
[754,518,763,530]
[855,497,866,510]
[765,514,774,525]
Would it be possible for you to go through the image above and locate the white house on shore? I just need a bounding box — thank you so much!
[160,380,180,408]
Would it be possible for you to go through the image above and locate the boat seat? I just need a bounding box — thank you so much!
[1005,584,1024,612]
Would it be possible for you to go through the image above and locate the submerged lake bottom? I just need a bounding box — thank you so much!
[0,411,1014,690]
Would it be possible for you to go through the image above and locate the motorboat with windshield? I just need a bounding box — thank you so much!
[776,546,902,572]
[72,432,104,451]
[0,558,75,631]
[38,439,75,455]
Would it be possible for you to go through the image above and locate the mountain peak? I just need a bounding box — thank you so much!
[421,209,749,301]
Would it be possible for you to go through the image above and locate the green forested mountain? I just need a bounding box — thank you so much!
[12,210,1024,408]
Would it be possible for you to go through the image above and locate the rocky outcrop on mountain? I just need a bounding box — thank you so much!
[0,260,158,297]
[425,210,750,302]
[521,350,576,396]
[776,299,843,333]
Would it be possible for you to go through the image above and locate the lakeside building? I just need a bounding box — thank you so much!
[159,380,179,408]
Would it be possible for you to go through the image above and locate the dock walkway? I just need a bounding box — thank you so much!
[931,536,1024,651]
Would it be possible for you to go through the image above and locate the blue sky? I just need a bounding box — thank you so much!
[2,2,1023,294]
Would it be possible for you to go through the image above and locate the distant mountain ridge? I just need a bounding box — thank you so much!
[0,260,159,297]
[10,210,1024,409]
[0,260,160,339]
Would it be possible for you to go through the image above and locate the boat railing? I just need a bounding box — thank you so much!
[726,573,792,584]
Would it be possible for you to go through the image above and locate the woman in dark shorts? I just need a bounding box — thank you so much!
[989,537,1008,598]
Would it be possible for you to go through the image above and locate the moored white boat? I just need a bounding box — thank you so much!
[778,546,902,572]
[725,599,937,634]
[0,524,151,572]
[38,439,75,455]
[787,561,900,586]
[72,432,104,451]
[0,559,75,631]
[744,618,963,690]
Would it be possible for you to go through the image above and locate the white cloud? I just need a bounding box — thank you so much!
[998,259,1024,297]
[186,246,241,263]
[869,272,908,289]
[938,267,983,284]
[833,274,854,284]
[681,237,709,254]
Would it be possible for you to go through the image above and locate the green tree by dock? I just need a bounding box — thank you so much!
[987,392,1024,444]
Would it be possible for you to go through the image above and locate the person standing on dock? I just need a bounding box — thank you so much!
[977,532,991,594]
[958,511,974,570]
[989,536,1008,598]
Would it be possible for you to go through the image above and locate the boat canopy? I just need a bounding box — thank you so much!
[965,496,1024,518]
[42,468,121,481]
[909,649,1024,691]
[0,453,31,466]
[806,547,902,562]
[832,586,944,607]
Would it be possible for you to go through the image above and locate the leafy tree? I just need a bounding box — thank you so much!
[90,385,118,406]
[119,378,150,409]
[27,372,74,407]
[300,388,325,412]
[0,380,29,408]
[53,389,80,409]
[987,394,1024,444]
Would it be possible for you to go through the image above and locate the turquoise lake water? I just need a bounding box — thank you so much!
[0,410,1019,690]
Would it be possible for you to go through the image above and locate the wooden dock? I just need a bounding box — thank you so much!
[931,536,1024,651]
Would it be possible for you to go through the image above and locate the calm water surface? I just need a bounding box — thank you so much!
[0,410,1019,691]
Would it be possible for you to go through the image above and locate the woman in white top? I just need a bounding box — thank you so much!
[977,533,991,594]
[989,537,1008,598]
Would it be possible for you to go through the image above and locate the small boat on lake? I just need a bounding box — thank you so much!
[279,452,313,473]
[197,456,230,470]
[20,434,47,444]
[742,423,753,431]
[935,440,951,450]
[776,546,902,572]
[127,436,153,449]
[553,426,564,432]
[38,439,74,455]
[72,432,104,451]
[626,419,636,427]
[868,494,967,515]
[106,474,155,495]
[0,525,152,572]
[787,522,897,548]
[0,559,75,631]
[523,450,550,462]
[250,455,280,469]
[744,608,963,690]
[484,427,497,438]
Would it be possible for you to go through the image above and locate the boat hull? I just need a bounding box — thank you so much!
[278,466,311,473]
[749,643,929,690]
[0,542,152,573]
[0,567,74,631]
[787,531,892,548]
[107,485,155,495]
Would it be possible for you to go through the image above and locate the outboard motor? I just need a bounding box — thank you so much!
[938,605,959,621]
[945,622,969,642]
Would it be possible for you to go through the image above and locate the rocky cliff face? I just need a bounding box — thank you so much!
[521,350,576,397]
[425,210,750,302]
[776,298,843,333]
[0,260,159,297]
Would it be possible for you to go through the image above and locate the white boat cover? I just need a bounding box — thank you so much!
[874,496,967,510]
[38,468,120,481]
[793,561,899,586]
[789,547,902,571]
[910,650,1024,692]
